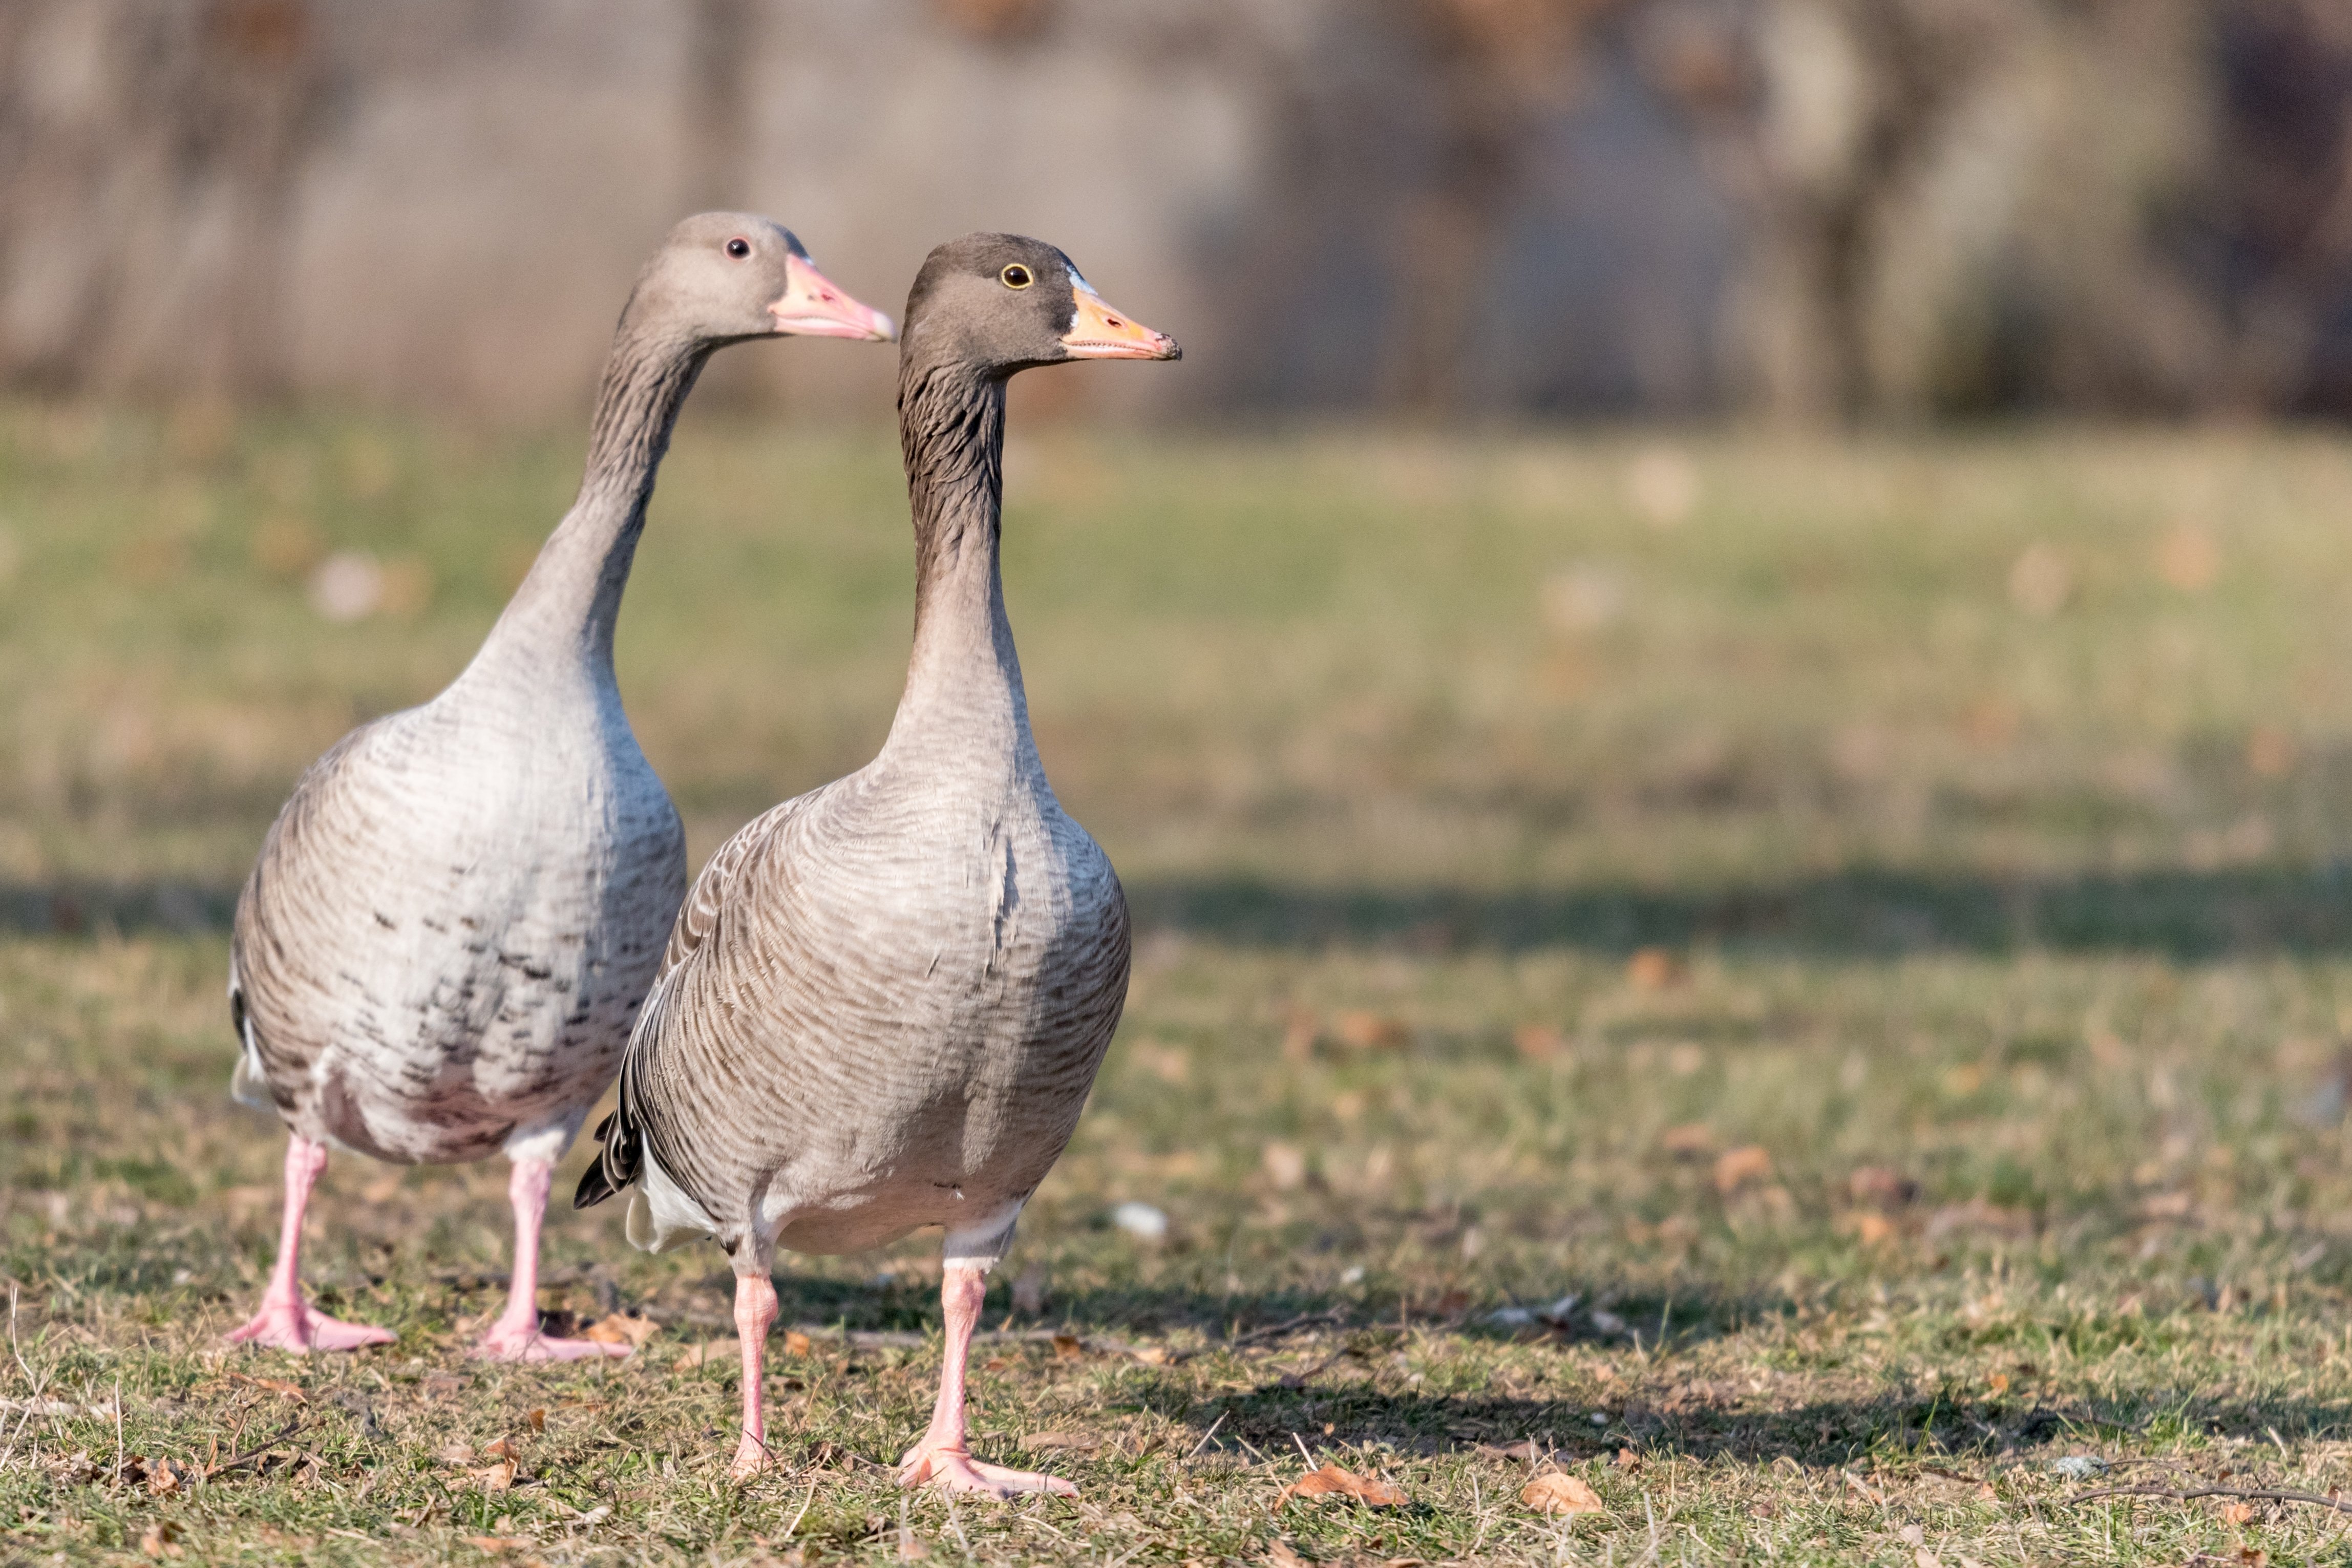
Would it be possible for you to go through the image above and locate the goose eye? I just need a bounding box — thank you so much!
[1000,264,1034,290]
[726,237,751,259]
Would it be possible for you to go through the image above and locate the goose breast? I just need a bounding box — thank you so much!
[626,766,1129,1256]
[234,688,685,1164]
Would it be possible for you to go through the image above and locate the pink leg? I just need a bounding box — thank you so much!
[729,1273,778,1479]
[226,1136,396,1353]
[474,1158,632,1363]
[899,1265,1077,1499]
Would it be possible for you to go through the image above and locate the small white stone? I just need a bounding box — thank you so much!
[309,551,384,622]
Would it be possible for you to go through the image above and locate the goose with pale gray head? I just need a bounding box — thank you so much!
[226,214,894,1360]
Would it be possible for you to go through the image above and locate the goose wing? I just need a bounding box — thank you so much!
[575,788,828,1210]
[226,723,389,1117]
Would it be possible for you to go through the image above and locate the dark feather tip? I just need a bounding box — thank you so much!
[573,1163,616,1210]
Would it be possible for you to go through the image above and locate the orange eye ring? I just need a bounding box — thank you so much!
[1000,264,1034,290]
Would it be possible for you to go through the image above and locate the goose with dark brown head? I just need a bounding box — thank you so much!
[226,214,894,1360]
[577,234,1178,1492]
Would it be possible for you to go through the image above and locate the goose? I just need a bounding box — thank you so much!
[575,233,1178,1492]
[226,214,895,1361]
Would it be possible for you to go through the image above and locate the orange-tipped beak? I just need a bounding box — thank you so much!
[769,253,896,341]
[1061,283,1181,361]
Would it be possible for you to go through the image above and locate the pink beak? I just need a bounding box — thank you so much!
[768,253,896,341]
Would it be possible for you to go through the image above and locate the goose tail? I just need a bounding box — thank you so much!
[576,1095,712,1254]
[573,1104,639,1209]
[227,968,274,1112]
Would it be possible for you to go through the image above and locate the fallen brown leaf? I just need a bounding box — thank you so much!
[1848,1167,1919,1209]
[1474,1439,1539,1462]
[436,1443,476,1465]
[782,1329,813,1357]
[1281,1009,1320,1062]
[225,1371,307,1401]
[2248,726,2297,779]
[582,1313,660,1347]
[1051,1334,1085,1360]
[146,1457,182,1497]
[2222,1501,2256,1525]
[1713,1145,1773,1195]
[2156,522,2220,592]
[1844,1211,1898,1246]
[1616,1447,1642,1471]
[474,1458,517,1492]
[138,1522,183,1559]
[481,1435,519,1460]
[1020,1431,1099,1453]
[1660,1122,1716,1158]
[1278,1463,1409,1508]
[1331,1010,1407,1051]
[1522,1471,1606,1515]
[1625,947,1683,990]
[675,1338,741,1369]
[1514,1023,1567,1061]
[1264,1542,1310,1568]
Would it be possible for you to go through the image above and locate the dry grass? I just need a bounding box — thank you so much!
[2,408,2351,1562]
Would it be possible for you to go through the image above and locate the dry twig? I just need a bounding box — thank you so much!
[204,1417,303,1478]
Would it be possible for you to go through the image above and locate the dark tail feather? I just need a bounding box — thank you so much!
[573,1107,639,1210]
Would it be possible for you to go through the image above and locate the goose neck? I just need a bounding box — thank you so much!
[471,325,709,683]
[887,361,1033,759]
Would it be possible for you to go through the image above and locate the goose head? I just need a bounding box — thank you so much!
[901,234,1179,377]
[626,212,896,347]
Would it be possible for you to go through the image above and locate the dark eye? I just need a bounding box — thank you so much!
[726,237,751,259]
[1000,264,1033,290]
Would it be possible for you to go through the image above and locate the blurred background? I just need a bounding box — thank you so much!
[9,0,2352,427]
[8,12,2352,1554]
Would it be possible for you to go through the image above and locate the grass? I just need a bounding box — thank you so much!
[3,403,2352,1562]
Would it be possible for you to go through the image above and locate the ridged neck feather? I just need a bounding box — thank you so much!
[470,322,710,682]
[885,354,1035,763]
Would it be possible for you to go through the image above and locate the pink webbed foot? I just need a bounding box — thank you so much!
[226,1299,396,1354]
[899,1441,1078,1499]
[729,1431,772,1481]
[471,1322,632,1363]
